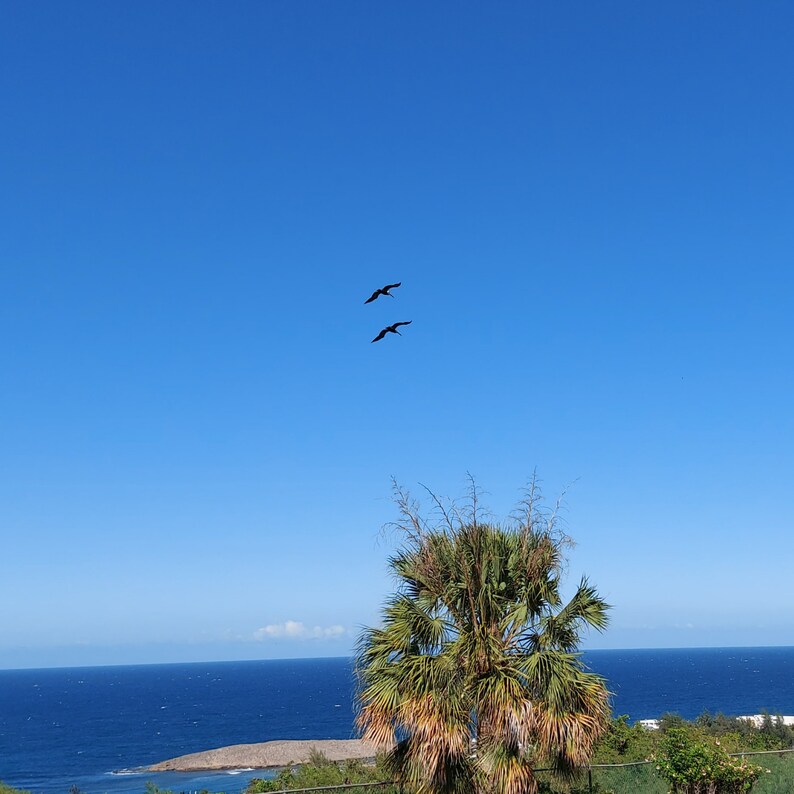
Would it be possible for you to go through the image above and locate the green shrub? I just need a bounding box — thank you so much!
[244,752,396,793]
[0,784,31,794]
[593,715,657,763]
[144,784,173,794]
[695,711,794,752]
[654,726,766,793]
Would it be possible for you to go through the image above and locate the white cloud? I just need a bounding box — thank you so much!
[253,621,347,641]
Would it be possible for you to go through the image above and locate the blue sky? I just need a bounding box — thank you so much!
[2,1,793,669]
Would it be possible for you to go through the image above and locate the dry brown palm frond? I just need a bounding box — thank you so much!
[477,739,540,794]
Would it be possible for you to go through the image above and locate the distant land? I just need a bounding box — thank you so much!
[147,739,384,772]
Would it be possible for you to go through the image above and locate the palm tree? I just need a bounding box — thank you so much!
[356,476,611,794]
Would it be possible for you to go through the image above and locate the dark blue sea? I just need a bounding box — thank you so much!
[2,648,794,794]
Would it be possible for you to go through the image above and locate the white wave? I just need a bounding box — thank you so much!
[226,768,255,774]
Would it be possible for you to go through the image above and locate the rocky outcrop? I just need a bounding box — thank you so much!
[148,738,382,771]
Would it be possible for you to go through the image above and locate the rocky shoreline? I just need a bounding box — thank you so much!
[147,739,382,772]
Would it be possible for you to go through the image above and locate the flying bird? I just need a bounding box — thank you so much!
[371,321,412,343]
[364,282,401,303]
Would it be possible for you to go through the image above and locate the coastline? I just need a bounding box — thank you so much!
[147,739,383,772]
[148,718,794,772]
[638,714,794,731]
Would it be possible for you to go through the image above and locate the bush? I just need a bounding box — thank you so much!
[0,784,30,794]
[244,752,396,793]
[593,715,657,763]
[694,711,794,752]
[654,726,766,793]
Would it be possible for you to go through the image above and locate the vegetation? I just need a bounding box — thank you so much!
[245,750,396,792]
[586,713,794,794]
[143,784,200,794]
[229,713,794,794]
[591,715,658,763]
[356,477,611,794]
[0,784,30,794]
[747,754,794,794]
[693,712,794,752]
[142,784,228,794]
[654,725,765,793]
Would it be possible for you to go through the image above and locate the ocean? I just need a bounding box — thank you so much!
[2,648,794,794]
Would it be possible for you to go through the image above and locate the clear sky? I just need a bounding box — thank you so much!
[2,1,793,669]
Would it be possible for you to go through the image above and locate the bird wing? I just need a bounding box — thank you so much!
[384,282,401,291]
[393,320,412,328]
[371,328,388,343]
[364,290,381,303]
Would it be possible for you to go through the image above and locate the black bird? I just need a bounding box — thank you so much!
[364,282,401,303]
[371,321,412,343]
